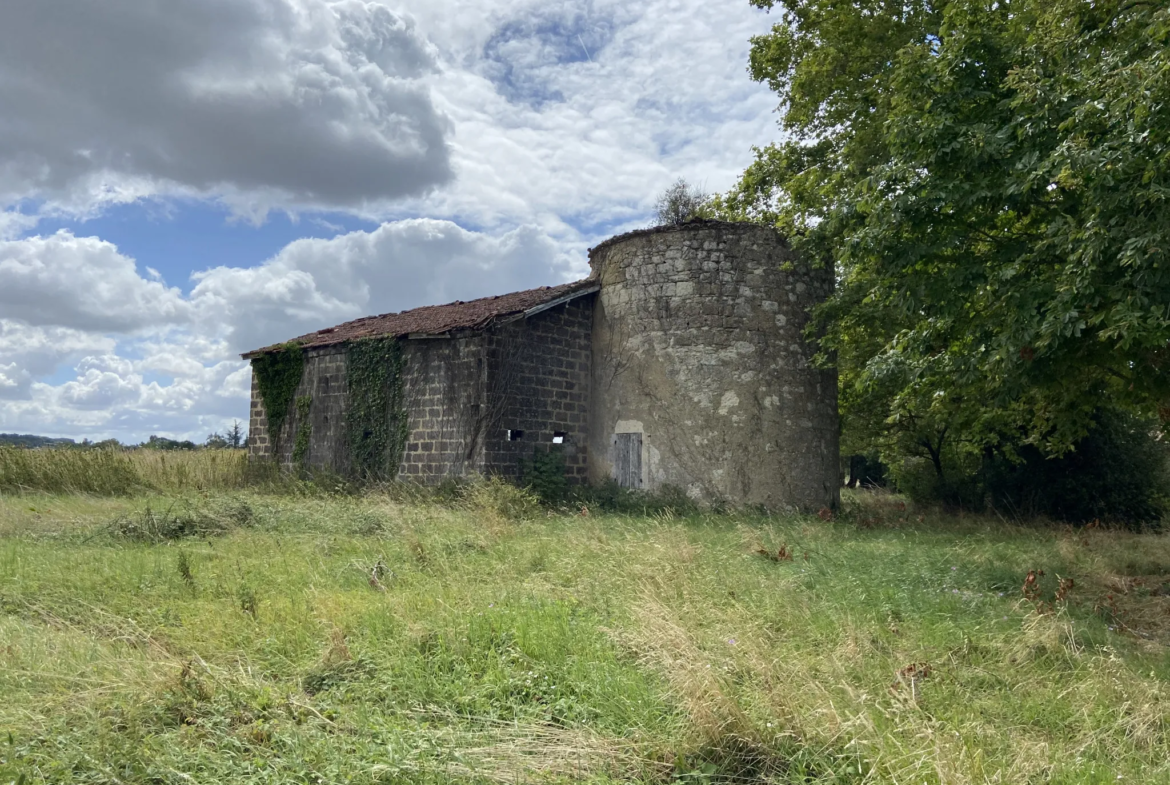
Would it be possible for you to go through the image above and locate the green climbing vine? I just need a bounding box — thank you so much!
[347,337,408,480]
[252,342,305,457]
[292,395,313,473]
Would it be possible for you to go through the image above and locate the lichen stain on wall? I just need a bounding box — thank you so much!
[717,391,740,417]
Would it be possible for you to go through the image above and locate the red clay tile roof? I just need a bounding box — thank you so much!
[241,279,598,358]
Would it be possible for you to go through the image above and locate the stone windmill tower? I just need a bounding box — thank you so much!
[586,221,839,510]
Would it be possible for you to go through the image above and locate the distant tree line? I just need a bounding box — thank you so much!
[0,420,246,451]
[0,434,77,449]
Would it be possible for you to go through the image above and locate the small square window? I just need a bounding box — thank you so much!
[552,431,567,444]
[507,429,524,441]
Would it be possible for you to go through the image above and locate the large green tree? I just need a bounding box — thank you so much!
[719,0,1170,478]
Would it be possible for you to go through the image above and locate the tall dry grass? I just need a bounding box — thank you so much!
[0,446,248,495]
[131,448,249,492]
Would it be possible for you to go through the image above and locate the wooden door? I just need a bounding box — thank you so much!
[612,432,642,489]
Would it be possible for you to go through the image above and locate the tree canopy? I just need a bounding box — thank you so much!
[654,178,713,226]
[718,0,1170,473]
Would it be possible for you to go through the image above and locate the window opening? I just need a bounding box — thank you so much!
[552,431,567,444]
[507,429,525,441]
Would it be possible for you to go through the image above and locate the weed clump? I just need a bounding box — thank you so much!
[109,498,255,542]
[571,480,701,517]
[519,449,569,505]
[378,475,543,521]
[368,474,710,519]
[176,550,194,587]
[302,659,375,695]
[237,585,258,618]
[461,476,542,522]
[302,629,375,695]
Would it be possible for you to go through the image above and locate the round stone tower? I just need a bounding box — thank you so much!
[587,220,839,510]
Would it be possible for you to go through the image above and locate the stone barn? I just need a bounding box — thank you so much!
[243,220,839,509]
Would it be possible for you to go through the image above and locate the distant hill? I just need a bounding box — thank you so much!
[0,433,78,448]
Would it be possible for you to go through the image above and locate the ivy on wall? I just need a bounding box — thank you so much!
[292,395,313,473]
[347,337,408,480]
[252,342,305,457]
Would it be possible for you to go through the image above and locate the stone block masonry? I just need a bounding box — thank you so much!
[247,346,349,473]
[587,221,839,510]
[483,296,593,482]
[396,334,487,482]
[249,338,487,481]
[247,372,270,460]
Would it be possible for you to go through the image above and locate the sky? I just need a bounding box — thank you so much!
[0,0,782,443]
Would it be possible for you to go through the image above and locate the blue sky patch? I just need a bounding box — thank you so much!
[28,201,379,293]
[482,7,617,108]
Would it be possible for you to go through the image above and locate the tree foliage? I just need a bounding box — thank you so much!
[144,435,198,451]
[654,178,713,226]
[719,0,1170,475]
[980,410,1168,527]
[227,420,245,449]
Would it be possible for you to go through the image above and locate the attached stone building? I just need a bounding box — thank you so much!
[243,220,839,509]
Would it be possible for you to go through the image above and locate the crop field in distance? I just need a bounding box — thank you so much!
[0,448,1168,783]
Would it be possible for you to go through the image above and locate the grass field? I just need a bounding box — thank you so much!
[1,469,1168,783]
[0,446,250,496]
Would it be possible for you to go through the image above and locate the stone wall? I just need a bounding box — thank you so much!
[245,304,593,485]
[246,345,349,473]
[587,221,839,510]
[396,335,488,482]
[246,373,269,460]
[482,296,594,482]
[248,338,488,481]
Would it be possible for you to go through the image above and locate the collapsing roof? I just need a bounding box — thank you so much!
[241,279,599,358]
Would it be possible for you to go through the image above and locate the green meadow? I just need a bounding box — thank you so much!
[0,451,1168,783]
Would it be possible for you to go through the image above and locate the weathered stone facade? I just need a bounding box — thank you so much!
[483,296,593,482]
[587,222,839,510]
[397,334,487,481]
[247,346,349,473]
[245,220,839,509]
[247,299,593,483]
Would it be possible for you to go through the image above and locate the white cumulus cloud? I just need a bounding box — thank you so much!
[0,232,190,332]
[0,321,116,400]
[59,356,143,411]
